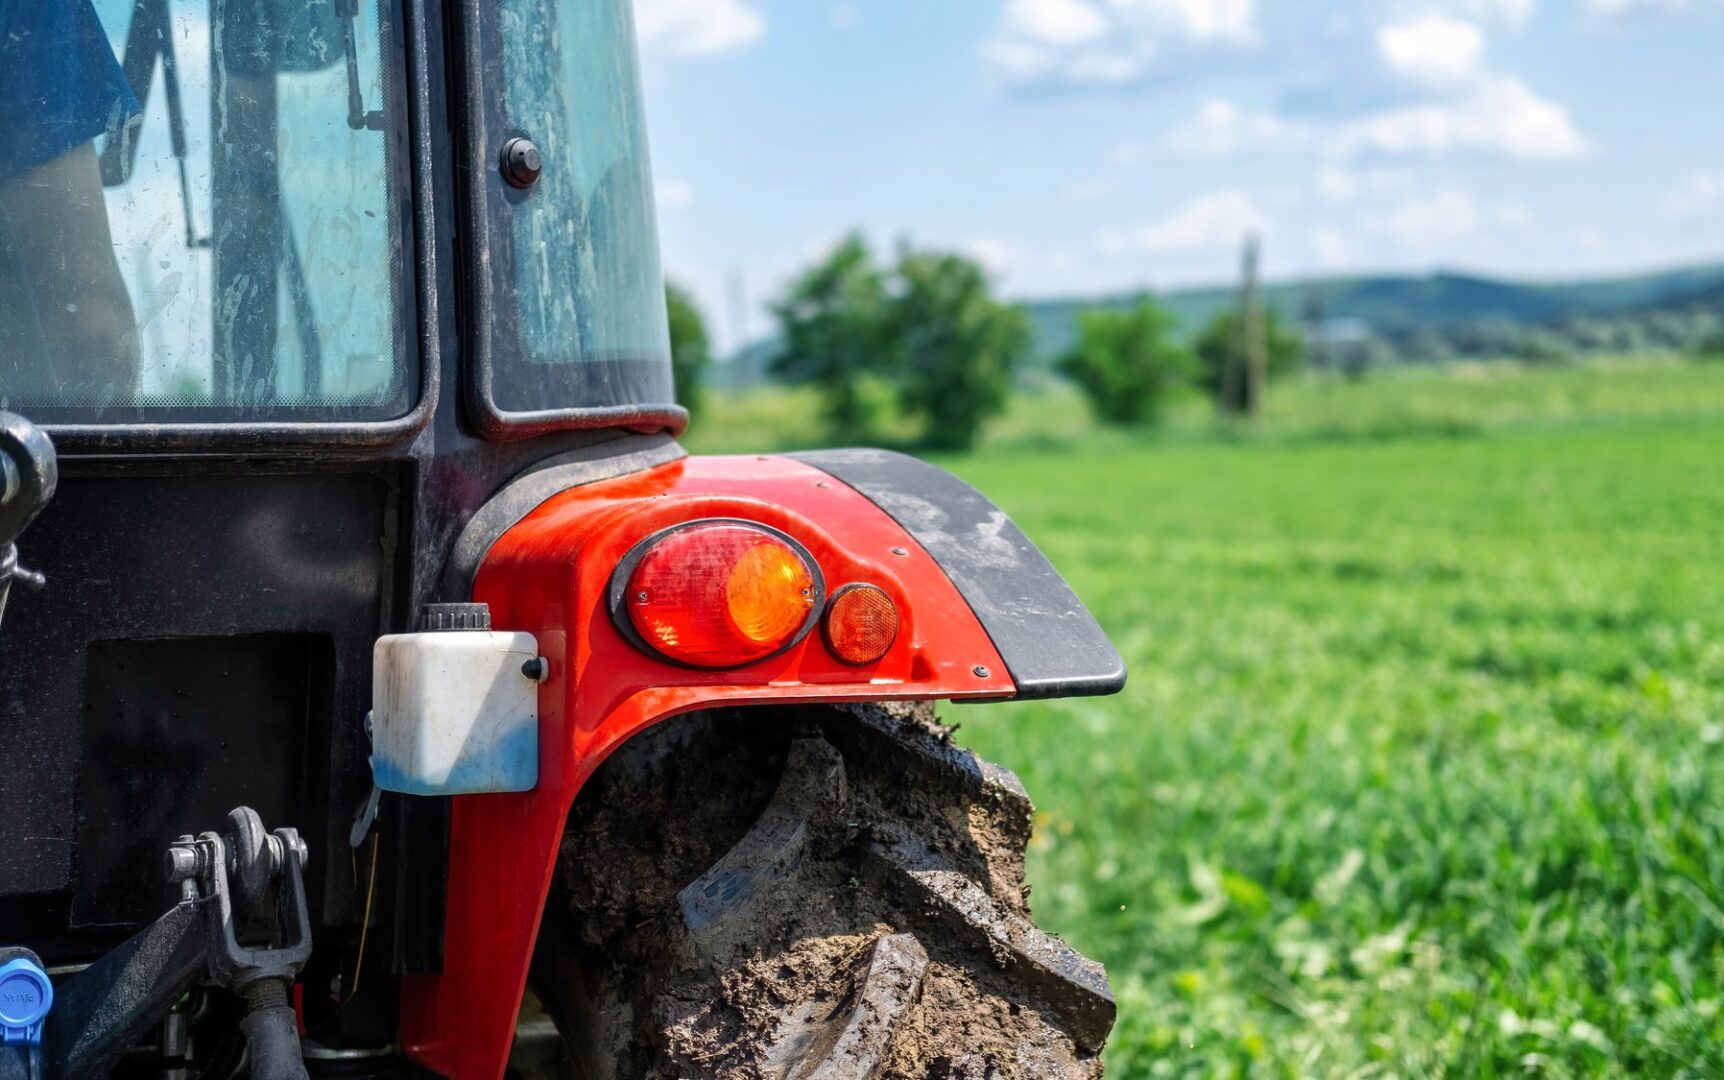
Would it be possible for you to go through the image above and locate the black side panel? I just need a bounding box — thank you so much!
[0,468,392,959]
[789,449,1125,701]
[75,634,327,927]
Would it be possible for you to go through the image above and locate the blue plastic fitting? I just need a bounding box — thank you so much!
[0,956,52,1046]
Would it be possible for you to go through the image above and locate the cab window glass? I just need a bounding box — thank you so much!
[498,0,670,370]
[0,0,406,422]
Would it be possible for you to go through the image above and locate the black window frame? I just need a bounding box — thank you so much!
[32,0,436,454]
[454,0,687,444]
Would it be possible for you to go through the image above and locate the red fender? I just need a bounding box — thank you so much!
[399,454,1014,1078]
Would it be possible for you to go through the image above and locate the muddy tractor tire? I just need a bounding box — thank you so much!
[530,702,1114,1078]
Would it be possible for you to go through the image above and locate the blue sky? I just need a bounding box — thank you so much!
[634,0,1723,350]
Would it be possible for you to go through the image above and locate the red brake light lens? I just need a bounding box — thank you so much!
[622,523,819,668]
[824,584,900,665]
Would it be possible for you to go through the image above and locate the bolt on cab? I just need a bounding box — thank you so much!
[0,0,1125,1076]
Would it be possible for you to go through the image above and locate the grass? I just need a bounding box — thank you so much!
[690,357,1724,1077]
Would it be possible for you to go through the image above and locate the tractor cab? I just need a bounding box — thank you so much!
[0,2,1124,1077]
[2,0,677,434]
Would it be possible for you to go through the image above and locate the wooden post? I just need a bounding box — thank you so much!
[1243,233,1266,419]
[1303,286,1329,377]
[1229,232,1266,419]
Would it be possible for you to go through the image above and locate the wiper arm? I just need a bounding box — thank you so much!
[336,0,387,133]
[101,0,208,249]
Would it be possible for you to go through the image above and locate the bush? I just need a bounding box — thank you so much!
[887,250,1030,450]
[768,237,1026,450]
[665,281,710,417]
[1058,298,1193,426]
[1512,327,1574,366]
[768,234,892,440]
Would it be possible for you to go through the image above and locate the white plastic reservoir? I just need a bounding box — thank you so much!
[371,630,541,795]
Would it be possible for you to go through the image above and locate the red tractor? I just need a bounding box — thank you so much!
[0,0,1123,1075]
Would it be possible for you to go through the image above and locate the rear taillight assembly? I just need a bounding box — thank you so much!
[613,521,823,668]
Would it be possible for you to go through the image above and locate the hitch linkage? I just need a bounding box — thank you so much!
[22,807,314,1079]
[167,808,313,1080]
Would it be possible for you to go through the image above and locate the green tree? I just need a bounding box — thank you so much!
[1057,298,1193,426]
[1698,331,1724,362]
[665,281,710,417]
[769,234,890,439]
[1511,327,1573,366]
[885,249,1029,451]
[1194,307,1305,413]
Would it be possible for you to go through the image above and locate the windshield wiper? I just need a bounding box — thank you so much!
[101,0,208,249]
[336,0,387,133]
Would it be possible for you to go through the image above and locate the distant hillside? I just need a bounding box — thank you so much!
[1022,262,1724,367]
[713,261,1724,389]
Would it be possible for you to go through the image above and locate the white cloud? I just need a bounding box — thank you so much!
[1163,99,1311,157]
[1003,0,1110,45]
[1367,189,1481,244]
[1101,188,1264,254]
[983,37,1156,86]
[634,0,765,57]
[1376,15,1486,87]
[964,236,1020,276]
[1109,0,1256,42]
[1356,13,1586,160]
[1662,171,1724,218]
[1336,75,1587,160]
[1146,69,1584,165]
[1309,227,1349,266]
[984,0,1255,87]
[1587,0,1699,14]
[1065,176,1121,202]
[1493,201,1533,227]
[657,179,696,208]
[1452,0,1537,28]
[1315,165,1415,203]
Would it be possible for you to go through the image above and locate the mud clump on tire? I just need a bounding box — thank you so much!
[536,702,1113,1078]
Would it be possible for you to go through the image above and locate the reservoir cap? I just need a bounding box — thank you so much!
[0,955,52,1045]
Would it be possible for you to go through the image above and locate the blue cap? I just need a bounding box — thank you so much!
[0,957,52,1045]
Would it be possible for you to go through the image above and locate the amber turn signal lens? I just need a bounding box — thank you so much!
[823,584,899,665]
[625,523,817,668]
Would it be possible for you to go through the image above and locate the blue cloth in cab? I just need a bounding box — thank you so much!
[0,0,139,181]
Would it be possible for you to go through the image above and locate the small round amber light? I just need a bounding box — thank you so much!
[824,584,900,665]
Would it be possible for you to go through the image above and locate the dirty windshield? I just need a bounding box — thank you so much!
[494,0,671,400]
[0,0,406,423]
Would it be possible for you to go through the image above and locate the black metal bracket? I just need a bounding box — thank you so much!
[46,902,207,1078]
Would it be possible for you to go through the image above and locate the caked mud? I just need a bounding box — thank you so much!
[532,702,1113,1078]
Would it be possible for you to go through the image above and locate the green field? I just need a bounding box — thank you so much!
[691,358,1724,1076]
